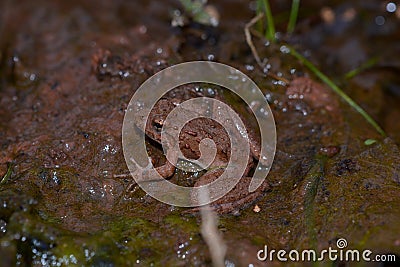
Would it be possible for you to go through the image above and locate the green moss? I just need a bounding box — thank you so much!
[252,235,267,247]
[163,213,199,234]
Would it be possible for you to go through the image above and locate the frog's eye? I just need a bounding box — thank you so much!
[153,119,164,130]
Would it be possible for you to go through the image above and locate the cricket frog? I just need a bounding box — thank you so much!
[143,86,270,214]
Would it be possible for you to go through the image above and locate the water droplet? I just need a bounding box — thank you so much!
[257,166,268,171]
[386,2,396,13]
[273,79,286,86]
[245,64,254,71]
[280,45,290,54]
[256,107,269,117]
[103,144,110,152]
[250,100,259,108]
[139,25,147,34]
[375,15,385,26]
[235,123,248,138]
[52,171,60,184]
[135,101,144,111]
[263,64,271,73]
[206,87,216,96]
[0,220,7,233]
[210,17,219,27]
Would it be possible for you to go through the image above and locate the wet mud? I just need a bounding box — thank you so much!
[1,0,400,266]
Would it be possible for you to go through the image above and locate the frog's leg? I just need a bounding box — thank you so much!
[123,149,178,198]
[155,148,178,178]
[186,168,271,214]
[155,158,176,178]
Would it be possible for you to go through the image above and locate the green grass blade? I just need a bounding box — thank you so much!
[260,0,276,41]
[0,163,12,186]
[256,0,264,33]
[364,139,377,146]
[345,57,378,79]
[288,46,386,137]
[287,0,300,34]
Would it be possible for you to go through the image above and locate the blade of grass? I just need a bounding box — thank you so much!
[288,46,386,137]
[0,163,12,186]
[287,0,300,34]
[178,0,214,26]
[345,57,379,79]
[260,0,276,42]
[256,0,264,33]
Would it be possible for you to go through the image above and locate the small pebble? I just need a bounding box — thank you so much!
[253,205,261,213]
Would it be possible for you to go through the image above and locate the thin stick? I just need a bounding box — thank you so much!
[245,14,290,84]
[245,13,265,68]
[199,188,226,267]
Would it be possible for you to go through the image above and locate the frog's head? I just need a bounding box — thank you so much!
[145,98,175,142]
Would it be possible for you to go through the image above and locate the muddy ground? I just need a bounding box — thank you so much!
[1,0,400,266]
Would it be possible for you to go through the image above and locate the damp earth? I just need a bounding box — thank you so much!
[1,0,400,266]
